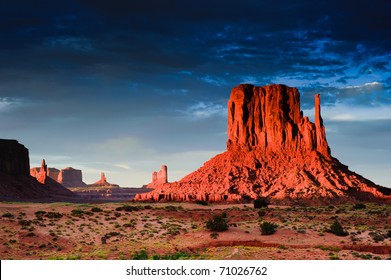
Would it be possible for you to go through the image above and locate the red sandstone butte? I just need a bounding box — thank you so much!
[147,165,168,188]
[136,84,391,204]
[0,140,76,201]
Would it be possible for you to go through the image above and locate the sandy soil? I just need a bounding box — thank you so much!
[0,202,390,260]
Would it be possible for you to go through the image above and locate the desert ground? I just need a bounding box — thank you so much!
[0,201,390,260]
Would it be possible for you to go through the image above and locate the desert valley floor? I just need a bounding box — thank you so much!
[0,201,390,260]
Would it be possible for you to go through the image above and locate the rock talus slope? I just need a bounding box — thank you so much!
[136,84,390,204]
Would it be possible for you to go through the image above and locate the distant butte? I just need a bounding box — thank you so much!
[88,172,119,188]
[136,84,391,204]
[0,140,76,201]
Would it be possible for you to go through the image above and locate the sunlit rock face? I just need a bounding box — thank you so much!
[147,165,168,189]
[136,84,391,204]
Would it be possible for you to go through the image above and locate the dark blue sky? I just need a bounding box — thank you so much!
[1,0,390,187]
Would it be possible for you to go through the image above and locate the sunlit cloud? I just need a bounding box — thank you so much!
[180,101,226,119]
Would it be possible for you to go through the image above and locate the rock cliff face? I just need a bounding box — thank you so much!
[0,140,77,201]
[226,85,330,156]
[58,167,87,188]
[136,84,391,204]
[0,139,30,176]
[148,165,168,188]
[31,165,87,188]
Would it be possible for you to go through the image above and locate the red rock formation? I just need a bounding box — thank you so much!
[58,167,87,188]
[0,139,30,175]
[148,165,168,188]
[136,84,391,204]
[0,139,77,201]
[36,159,48,184]
[88,172,119,187]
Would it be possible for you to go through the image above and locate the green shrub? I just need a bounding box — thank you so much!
[19,220,32,226]
[34,211,46,216]
[329,220,348,236]
[258,210,266,217]
[369,232,385,242]
[387,230,391,238]
[206,214,229,232]
[260,221,278,235]
[45,212,63,219]
[2,213,14,218]
[254,197,269,209]
[210,232,219,239]
[353,203,366,210]
[196,200,208,206]
[152,251,191,260]
[91,207,103,213]
[71,209,84,217]
[132,249,149,260]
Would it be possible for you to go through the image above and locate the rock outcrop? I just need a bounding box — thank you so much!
[0,139,30,176]
[88,172,119,188]
[58,167,87,188]
[148,165,168,188]
[136,84,391,204]
[0,140,77,201]
[31,165,87,188]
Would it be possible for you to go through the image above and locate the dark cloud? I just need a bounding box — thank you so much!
[0,0,390,186]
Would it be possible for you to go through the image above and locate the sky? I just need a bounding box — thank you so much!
[0,0,390,187]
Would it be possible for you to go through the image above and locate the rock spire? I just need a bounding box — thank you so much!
[136,84,391,204]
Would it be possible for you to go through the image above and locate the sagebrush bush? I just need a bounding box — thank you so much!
[206,214,229,232]
[196,200,208,206]
[329,220,348,236]
[260,221,278,235]
[133,249,149,260]
[353,203,366,210]
[253,197,269,209]
[91,207,103,212]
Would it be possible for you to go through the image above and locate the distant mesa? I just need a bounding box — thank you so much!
[136,84,391,204]
[31,164,87,188]
[88,172,119,188]
[58,167,87,188]
[0,140,76,201]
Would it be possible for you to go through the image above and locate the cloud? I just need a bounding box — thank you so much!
[180,101,226,119]
[91,137,155,158]
[0,97,23,112]
[43,36,94,52]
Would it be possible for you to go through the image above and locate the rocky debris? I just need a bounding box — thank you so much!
[0,139,77,201]
[136,84,391,204]
[0,139,30,176]
[148,165,168,188]
[88,172,119,188]
[58,167,87,188]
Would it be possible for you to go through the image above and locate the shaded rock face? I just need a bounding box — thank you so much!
[58,167,87,188]
[136,84,391,204]
[31,165,86,188]
[0,140,77,201]
[0,140,30,176]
